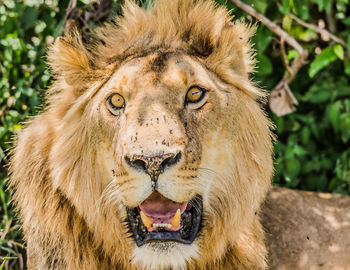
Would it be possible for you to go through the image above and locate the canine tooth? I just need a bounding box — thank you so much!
[140,211,153,229]
[171,209,181,228]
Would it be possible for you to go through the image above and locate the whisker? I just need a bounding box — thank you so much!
[198,167,230,183]
[189,196,202,213]
[98,179,123,210]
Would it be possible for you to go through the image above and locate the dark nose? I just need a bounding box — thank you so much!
[125,152,182,187]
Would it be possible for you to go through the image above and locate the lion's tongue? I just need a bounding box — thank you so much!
[139,192,187,232]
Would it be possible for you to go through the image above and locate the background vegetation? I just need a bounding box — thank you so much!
[0,0,349,268]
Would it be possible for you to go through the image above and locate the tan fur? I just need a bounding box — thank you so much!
[9,0,274,269]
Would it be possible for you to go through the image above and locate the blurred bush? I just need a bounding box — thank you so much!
[0,0,349,268]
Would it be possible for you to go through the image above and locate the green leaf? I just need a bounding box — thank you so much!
[328,102,341,133]
[285,157,301,179]
[256,54,273,76]
[280,0,291,14]
[256,26,272,53]
[309,88,331,103]
[294,145,307,156]
[336,85,350,98]
[298,29,317,42]
[345,59,350,76]
[324,0,332,12]
[301,127,311,144]
[253,0,268,14]
[293,0,309,19]
[21,7,38,30]
[8,110,19,118]
[302,161,314,174]
[282,15,292,31]
[333,44,344,60]
[286,49,299,61]
[340,113,350,143]
[308,46,337,78]
[321,159,332,170]
[347,35,350,51]
[329,177,342,191]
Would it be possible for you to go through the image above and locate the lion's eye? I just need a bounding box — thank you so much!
[185,86,205,104]
[107,93,125,112]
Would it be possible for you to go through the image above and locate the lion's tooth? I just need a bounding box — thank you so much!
[171,209,181,228]
[140,211,153,229]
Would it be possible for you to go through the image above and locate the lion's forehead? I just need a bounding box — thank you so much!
[105,52,219,100]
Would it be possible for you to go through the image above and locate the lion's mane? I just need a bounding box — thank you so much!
[10,0,273,269]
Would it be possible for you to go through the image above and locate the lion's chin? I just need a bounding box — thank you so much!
[132,241,200,270]
[126,193,203,247]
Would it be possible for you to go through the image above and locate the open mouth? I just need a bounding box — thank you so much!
[126,192,203,247]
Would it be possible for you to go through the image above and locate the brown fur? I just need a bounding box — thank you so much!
[9,0,273,269]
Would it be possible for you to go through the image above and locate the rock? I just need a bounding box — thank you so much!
[262,187,350,270]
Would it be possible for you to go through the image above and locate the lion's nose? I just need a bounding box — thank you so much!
[125,152,182,188]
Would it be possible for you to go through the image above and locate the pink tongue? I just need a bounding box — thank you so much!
[139,192,187,224]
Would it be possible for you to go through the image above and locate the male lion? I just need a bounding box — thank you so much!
[10,0,273,269]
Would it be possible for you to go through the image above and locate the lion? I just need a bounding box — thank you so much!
[9,0,274,269]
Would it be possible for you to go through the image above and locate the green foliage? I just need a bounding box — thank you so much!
[0,0,349,268]
[0,0,69,268]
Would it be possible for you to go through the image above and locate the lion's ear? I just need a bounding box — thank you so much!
[48,34,94,92]
[208,22,256,78]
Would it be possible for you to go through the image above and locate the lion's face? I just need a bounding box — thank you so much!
[94,53,229,266]
[80,51,271,269]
